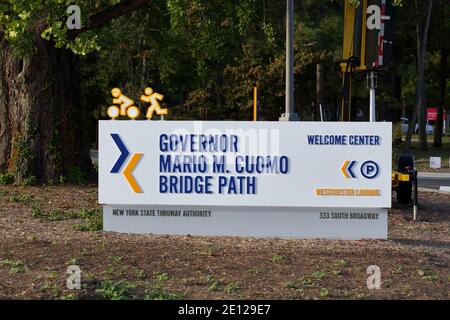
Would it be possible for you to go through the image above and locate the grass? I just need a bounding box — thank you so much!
[270,253,284,263]
[208,281,219,292]
[73,209,103,231]
[79,274,180,300]
[104,265,121,276]
[154,272,169,282]
[0,173,14,185]
[135,269,146,279]
[60,293,77,300]
[334,259,347,268]
[224,282,239,293]
[417,269,439,281]
[144,271,180,300]
[392,266,403,275]
[320,288,329,298]
[30,206,102,231]
[0,259,27,273]
[109,255,123,264]
[31,206,69,221]
[67,257,79,266]
[286,271,328,291]
[94,270,181,300]
[299,276,318,287]
[95,280,137,300]
[247,267,261,275]
[40,283,60,295]
[203,275,220,291]
[144,284,180,300]
[394,134,450,171]
[311,270,326,280]
[330,270,342,277]
[10,194,34,205]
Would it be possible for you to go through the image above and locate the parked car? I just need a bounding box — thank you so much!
[401,118,445,135]
[414,120,445,135]
[401,118,409,134]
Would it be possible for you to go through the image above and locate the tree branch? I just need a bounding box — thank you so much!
[67,0,150,40]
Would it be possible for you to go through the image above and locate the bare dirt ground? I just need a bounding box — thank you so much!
[0,185,448,300]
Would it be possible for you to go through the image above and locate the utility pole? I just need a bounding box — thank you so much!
[280,0,299,121]
[368,71,377,122]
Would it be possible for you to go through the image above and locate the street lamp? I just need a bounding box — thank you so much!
[280,0,299,121]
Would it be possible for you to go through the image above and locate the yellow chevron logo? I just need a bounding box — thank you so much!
[123,153,143,193]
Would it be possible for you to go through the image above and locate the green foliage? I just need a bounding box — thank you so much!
[0,259,27,273]
[47,125,63,180]
[0,0,447,158]
[31,205,76,221]
[66,165,87,185]
[66,32,101,55]
[287,271,328,290]
[60,293,77,300]
[31,206,102,231]
[224,282,239,293]
[94,278,180,300]
[320,288,329,298]
[10,121,37,183]
[31,205,44,219]
[203,275,220,291]
[312,270,326,280]
[144,285,180,300]
[417,269,439,281]
[207,281,219,292]
[270,253,284,263]
[154,272,169,282]
[0,0,100,56]
[95,280,136,300]
[74,208,103,231]
[20,176,37,186]
[10,194,34,205]
[0,173,14,185]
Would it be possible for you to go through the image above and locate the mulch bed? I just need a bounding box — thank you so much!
[0,185,448,300]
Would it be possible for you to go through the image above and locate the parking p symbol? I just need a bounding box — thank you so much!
[361,161,379,179]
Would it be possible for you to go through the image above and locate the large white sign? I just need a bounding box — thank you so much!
[99,121,392,208]
[104,205,388,240]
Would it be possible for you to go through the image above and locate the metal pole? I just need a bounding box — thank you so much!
[368,71,377,122]
[413,170,418,221]
[280,0,299,121]
[253,87,258,122]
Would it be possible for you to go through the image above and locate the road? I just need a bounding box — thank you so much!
[418,172,450,190]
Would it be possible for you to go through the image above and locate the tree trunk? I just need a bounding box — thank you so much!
[433,48,447,147]
[316,63,324,121]
[417,0,433,151]
[0,35,92,184]
[405,0,433,152]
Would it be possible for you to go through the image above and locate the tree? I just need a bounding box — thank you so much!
[430,0,450,147]
[404,0,434,151]
[0,0,150,183]
[433,48,448,147]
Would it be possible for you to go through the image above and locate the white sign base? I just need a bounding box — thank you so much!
[103,205,387,240]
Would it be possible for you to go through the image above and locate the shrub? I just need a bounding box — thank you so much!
[0,173,14,185]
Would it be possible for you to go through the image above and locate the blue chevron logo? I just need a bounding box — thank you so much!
[341,160,357,179]
[110,133,130,173]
